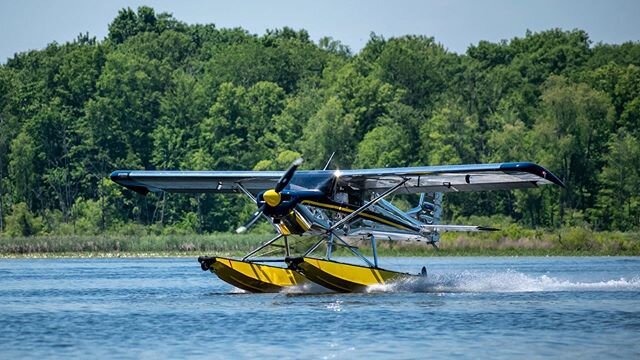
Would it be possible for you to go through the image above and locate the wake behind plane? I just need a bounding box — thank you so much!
[110,159,564,293]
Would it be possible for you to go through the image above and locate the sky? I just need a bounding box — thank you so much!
[1,0,639,63]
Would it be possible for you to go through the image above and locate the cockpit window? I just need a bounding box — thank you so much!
[289,172,335,193]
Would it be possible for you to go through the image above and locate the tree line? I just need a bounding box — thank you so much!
[0,6,639,237]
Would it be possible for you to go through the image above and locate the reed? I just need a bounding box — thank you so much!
[0,234,266,254]
[1,228,638,257]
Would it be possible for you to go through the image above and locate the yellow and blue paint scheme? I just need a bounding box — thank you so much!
[200,256,308,293]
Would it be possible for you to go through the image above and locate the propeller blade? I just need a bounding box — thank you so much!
[274,158,303,193]
[236,204,266,233]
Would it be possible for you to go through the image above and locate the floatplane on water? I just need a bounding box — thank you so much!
[111,158,563,293]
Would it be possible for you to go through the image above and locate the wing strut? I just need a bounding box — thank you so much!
[235,182,256,202]
[331,231,375,267]
[326,233,335,259]
[242,234,284,261]
[302,230,375,268]
[370,234,378,268]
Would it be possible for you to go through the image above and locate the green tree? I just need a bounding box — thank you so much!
[272,85,323,151]
[300,97,356,169]
[80,49,169,171]
[53,35,105,111]
[4,202,43,237]
[594,130,640,230]
[369,35,454,108]
[420,103,479,165]
[198,82,249,170]
[354,123,410,168]
[323,62,401,139]
[8,132,38,208]
[0,67,19,231]
[244,81,286,165]
[108,6,184,44]
[204,41,276,90]
[509,29,591,82]
[533,76,615,222]
[152,70,206,169]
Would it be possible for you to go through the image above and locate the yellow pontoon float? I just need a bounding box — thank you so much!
[198,256,307,293]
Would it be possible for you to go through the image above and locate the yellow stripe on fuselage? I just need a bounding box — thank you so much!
[301,200,412,231]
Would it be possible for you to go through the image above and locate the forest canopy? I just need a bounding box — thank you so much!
[1,6,639,237]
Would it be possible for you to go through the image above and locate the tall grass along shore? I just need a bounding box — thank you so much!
[1,227,638,258]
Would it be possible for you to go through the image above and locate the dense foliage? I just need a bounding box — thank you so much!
[1,7,639,237]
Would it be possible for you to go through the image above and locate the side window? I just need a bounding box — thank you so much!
[334,192,348,204]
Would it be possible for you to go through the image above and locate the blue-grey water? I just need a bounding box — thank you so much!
[1,257,639,359]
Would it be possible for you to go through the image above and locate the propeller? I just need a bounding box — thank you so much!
[236,204,266,234]
[275,157,303,192]
[235,158,303,233]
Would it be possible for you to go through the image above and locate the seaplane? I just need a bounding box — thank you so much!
[110,158,564,293]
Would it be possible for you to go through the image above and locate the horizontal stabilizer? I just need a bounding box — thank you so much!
[420,225,499,233]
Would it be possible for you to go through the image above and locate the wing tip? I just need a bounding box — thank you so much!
[477,226,500,232]
[500,162,565,188]
[109,170,150,196]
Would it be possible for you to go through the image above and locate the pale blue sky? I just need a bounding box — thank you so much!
[1,0,639,63]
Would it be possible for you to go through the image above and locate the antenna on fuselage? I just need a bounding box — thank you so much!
[323,152,336,170]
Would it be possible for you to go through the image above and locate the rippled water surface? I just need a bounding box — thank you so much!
[1,257,639,359]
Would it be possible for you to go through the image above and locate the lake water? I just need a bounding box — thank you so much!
[0,257,639,359]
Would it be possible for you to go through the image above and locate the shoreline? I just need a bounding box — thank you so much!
[2,249,637,259]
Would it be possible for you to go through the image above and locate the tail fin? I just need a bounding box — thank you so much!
[407,192,443,243]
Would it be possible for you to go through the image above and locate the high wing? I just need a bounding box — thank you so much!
[110,162,563,196]
[335,162,564,194]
